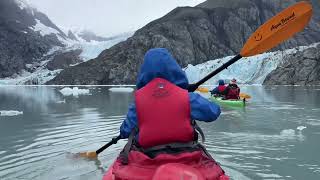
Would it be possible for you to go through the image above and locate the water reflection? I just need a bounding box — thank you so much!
[0,86,319,180]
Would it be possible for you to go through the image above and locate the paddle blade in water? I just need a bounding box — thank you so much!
[240,93,251,99]
[240,1,313,57]
[76,151,98,159]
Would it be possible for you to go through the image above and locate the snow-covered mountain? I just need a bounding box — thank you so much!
[0,32,133,85]
[185,43,320,85]
[0,0,67,78]
[0,0,133,85]
[48,0,320,85]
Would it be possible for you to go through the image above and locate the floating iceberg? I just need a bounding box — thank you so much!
[0,111,23,117]
[109,87,134,93]
[59,87,90,96]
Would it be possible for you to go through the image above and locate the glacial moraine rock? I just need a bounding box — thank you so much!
[46,49,83,70]
[263,44,320,85]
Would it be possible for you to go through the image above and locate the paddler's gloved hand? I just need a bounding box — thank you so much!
[188,84,198,92]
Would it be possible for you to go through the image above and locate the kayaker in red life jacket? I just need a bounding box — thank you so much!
[113,48,228,180]
[120,47,221,145]
[223,78,240,100]
[210,79,226,96]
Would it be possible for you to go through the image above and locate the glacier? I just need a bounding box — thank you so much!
[0,32,133,85]
[184,43,319,85]
[77,33,133,61]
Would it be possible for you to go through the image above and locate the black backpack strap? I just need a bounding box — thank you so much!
[120,127,138,165]
[192,120,205,143]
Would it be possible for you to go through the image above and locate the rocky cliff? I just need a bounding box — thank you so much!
[264,44,320,85]
[48,0,320,85]
[0,0,67,78]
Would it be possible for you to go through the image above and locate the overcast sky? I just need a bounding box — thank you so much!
[28,0,206,37]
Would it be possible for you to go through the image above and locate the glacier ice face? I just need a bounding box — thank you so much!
[79,34,133,61]
[185,43,320,85]
[184,48,300,85]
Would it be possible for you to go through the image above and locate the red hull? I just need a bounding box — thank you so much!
[103,150,229,180]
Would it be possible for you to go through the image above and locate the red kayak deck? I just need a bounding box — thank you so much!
[103,150,229,180]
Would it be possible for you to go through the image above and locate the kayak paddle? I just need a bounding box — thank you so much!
[77,135,121,158]
[188,1,313,92]
[196,87,210,93]
[239,93,251,99]
[78,1,313,159]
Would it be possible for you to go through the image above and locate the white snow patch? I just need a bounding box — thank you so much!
[59,87,90,96]
[297,126,307,131]
[0,111,23,117]
[15,0,31,10]
[32,19,60,36]
[109,87,134,93]
[21,31,28,34]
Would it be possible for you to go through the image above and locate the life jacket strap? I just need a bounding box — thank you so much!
[192,120,205,143]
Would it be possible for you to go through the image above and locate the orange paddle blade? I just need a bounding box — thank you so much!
[240,93,251,99]
[196,87,209,93]
[240,1,313,57]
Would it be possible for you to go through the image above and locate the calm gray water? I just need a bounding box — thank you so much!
[0,86,319,180]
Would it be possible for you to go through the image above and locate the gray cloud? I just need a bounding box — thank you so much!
[28,0,205,37]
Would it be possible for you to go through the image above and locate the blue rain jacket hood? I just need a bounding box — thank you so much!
[218,80,225,86]
[136,48,189,90]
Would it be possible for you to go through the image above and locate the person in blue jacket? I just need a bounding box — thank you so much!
[210,79,226,96]
[120,48,221,144]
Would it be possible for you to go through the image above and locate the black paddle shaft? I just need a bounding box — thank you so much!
[96,135,121,155]
[188,54,242,92]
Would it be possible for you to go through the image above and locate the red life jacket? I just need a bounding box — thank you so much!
[135,78,194,149]
[226,87,240,99]
[218,85,226,93]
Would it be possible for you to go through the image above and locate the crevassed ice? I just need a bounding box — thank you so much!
[79,33,133,61]
[184,51,285,85]
[184,43,319,85]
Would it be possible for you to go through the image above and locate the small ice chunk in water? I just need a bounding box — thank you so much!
[60,87,90,96]
[297,126,307,131]
[109,87,134,93]
[0,110,23,116]
[56,99,66,104]
[280,129,295,137]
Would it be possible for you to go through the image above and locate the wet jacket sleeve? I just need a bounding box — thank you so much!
[189,93,221,122]
[210,87,219,95]
[120,104,138,138]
